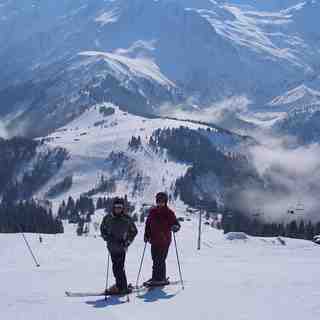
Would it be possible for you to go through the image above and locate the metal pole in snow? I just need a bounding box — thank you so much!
[135,242,147,288]
[20,232,40,267]
[198,209,202,250]
[173,232,184,290]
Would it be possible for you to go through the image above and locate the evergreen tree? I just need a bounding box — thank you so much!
[0,199,64,234]
[315,222,320,235]
[298,220,306,239]
[287,220,298,238]
[305,221,315,240]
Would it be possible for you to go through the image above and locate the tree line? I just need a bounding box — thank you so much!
[221,210,320,240]
[0,199,63,234]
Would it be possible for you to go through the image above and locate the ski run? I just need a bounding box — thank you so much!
[1,217,320,320]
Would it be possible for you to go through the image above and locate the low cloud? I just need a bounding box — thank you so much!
[239,133,320,222]
[0,121,8,139]
[159,95,250,124]
[159,97,320,221]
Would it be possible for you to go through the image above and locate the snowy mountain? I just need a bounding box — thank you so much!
[36,103,255,211]
[268,85,320,112]
[273,103,320,144]
[1,0,320,137]
[0,137,68,202]
[265,80,320,143]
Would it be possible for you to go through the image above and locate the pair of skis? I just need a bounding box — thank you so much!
[65,278,180,298]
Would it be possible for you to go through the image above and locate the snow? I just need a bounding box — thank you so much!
[2,217,320,320]
[95,9,120,26]
[191,1,314,69]
[225,231,248,240]
[268,85,320,108]
[78,51,176,88]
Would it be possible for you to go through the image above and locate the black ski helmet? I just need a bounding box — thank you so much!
[156,192,168,204]
[112,197,125,210]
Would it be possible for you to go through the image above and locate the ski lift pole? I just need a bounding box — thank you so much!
[135,242,147,288]
[197,209,202,250]
[173,232,184,290]
[20,230,40,267]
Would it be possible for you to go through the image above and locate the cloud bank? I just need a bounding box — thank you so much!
[239,134,320,222]
[0,121,8,139]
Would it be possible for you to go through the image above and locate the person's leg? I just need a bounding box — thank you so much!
[151,245,169,281]
[111,251,128,291]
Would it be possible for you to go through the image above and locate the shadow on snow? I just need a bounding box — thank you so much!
[137,287,177,303]
[86,296,127,308]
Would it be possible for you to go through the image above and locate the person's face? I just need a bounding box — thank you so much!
[156,199,166,208]
[113,204,124,214]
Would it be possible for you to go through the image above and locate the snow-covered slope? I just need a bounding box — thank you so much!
[267,80,320,143]
[268,85,320,111]
[273,103,320,144]
[1,221,320,320]
[78,51,175,89]
[37,103,249,210]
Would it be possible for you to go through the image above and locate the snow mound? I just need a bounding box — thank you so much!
[225,232,249,240]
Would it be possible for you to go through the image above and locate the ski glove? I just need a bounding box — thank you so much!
[172,224,181,233]
[123,239,131,248]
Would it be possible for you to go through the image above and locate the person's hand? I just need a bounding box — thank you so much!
[120,239,131,248]
[101,234,108,242]
[172,224,180,233]
[124,240,131,248]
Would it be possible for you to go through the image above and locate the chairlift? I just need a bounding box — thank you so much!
[287,201,305,216]
[252,213,261,218]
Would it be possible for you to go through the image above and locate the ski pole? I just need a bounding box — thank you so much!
[173,232,184,290]
[17,224,40,267]
[105,250,110,300]
[135,242,147,288]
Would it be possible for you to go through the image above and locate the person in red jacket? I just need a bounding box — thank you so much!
[143,192,181,285]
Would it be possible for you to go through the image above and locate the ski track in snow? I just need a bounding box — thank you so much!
[1,218,320,320]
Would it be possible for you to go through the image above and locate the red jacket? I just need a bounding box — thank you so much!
[144,206,179,248]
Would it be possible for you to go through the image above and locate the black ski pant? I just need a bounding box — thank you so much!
[110,251,128,290]
[151,245,169,281]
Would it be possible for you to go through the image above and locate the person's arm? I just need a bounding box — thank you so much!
[126,218,138,246]
[100,215,112,241]
[168,209,181,233]
[144,209,153,242]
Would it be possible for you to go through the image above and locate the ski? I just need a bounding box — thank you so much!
[65,280,182,297]
[65,285,145,298]
[143,278,181,288]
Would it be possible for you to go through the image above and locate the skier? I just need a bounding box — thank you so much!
[100,197,138,294]
[143,192,181,286]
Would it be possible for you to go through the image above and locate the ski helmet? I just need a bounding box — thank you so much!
[112,197,125,211]
[156,192,168,204]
